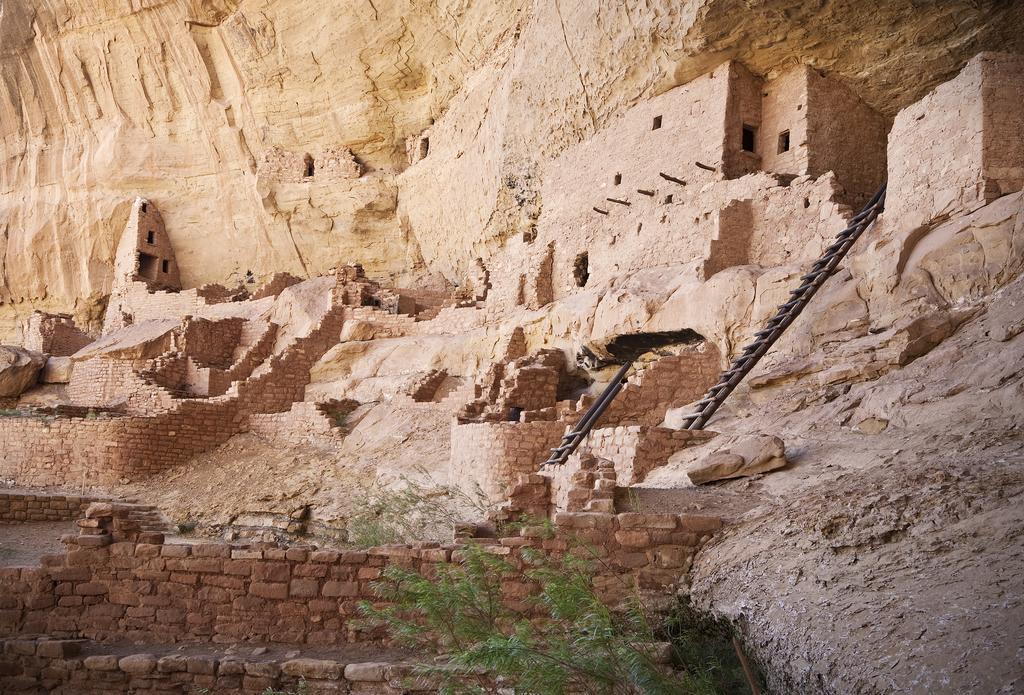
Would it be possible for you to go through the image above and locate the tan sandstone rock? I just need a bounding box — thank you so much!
[40,356,73,384]
[682,435,788,484]
[0,346,45,397]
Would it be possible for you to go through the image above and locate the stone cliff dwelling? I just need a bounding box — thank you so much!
[0,2,1022,692]
[115,198,181,292]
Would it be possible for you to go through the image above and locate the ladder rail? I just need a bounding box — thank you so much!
[680,184,886,430]
[539,184,886,467]
[541,360,632,467]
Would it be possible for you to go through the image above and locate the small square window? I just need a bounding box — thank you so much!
[778,130,791,154]
[161,260,169,274]
[146,231,155,245]
[664,194,673,204]
[652,115,662,130]
[614,173,622,185]
[741,125,756,153]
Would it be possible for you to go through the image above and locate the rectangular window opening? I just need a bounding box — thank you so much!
[741,125,756,153]
[664,194,674,204]
[652,115,662,130]
[146,231,155,245]
[778,130,791,154]
[161,260,170,274]
[613,173,622,185]
[137,252,159,281]
[141,202,148,213]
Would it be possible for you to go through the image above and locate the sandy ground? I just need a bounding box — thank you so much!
[0,521,75,567]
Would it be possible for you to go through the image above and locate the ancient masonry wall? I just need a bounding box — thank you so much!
[803,67,889,207]
[103,281,274,336]
[758,66,811,179]
[0,637,437,695]
[67,358,178,413]
[981,53,1024,199]
[582,426,717,486]
[248,402,347,448]
[703,199,754,279]
[233,307,345,414]
[1,296,348,486]
[0,492,108,523]
[0,399,245,487]
[22,314,92,357]
[258,145,363,184]
[887,52,1024,232]
[0,507,721,645]
[109,198,181,293]
[448,420,573,502]
[537,60,748,300]
[598,349,723,428]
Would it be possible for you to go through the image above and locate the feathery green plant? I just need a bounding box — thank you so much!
[346,468,492,547]
[359,542,726,694]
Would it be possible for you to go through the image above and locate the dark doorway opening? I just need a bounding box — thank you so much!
[573,252,590,287]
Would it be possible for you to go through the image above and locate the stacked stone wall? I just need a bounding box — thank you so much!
[887,52,1024,233]
[67,357,177,413]
[22,313,93,357]
[0,491,108,523]
[248,402,347,448]
[235,307,344,413]
[449,420,571,502]
[0,637,434,694]
[581,426,717,485]
[599,350,723,428]
[703,199,754,279]
[0,508,721,645]
[0,399,244,487]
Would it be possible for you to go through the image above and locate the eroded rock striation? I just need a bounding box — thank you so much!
[1,2,1023,693]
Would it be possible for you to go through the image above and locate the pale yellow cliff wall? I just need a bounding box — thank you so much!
[2,0,1022,340]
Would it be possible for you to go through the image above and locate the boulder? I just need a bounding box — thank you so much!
[0,345,45,397]
[41,356,73,383]
[685,435,787,484]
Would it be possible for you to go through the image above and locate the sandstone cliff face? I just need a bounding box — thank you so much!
[2,0,1023,338]
[2,3,1024,693]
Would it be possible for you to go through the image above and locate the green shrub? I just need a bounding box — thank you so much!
[359,542,728,694]
[345,469,491,548]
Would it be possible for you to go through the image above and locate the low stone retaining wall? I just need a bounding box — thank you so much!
[0,400,244,488]
[0,637,431,694]
[0,491,109,524]
[583,425,717,484]
[0,504,722,646]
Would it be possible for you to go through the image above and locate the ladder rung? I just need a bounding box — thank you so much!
[538,185,883,457]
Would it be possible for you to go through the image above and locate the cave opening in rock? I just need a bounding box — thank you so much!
[573,252,589,287]
[603,329,706,362]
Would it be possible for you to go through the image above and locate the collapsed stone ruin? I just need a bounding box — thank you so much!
[0,30,1023,695]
